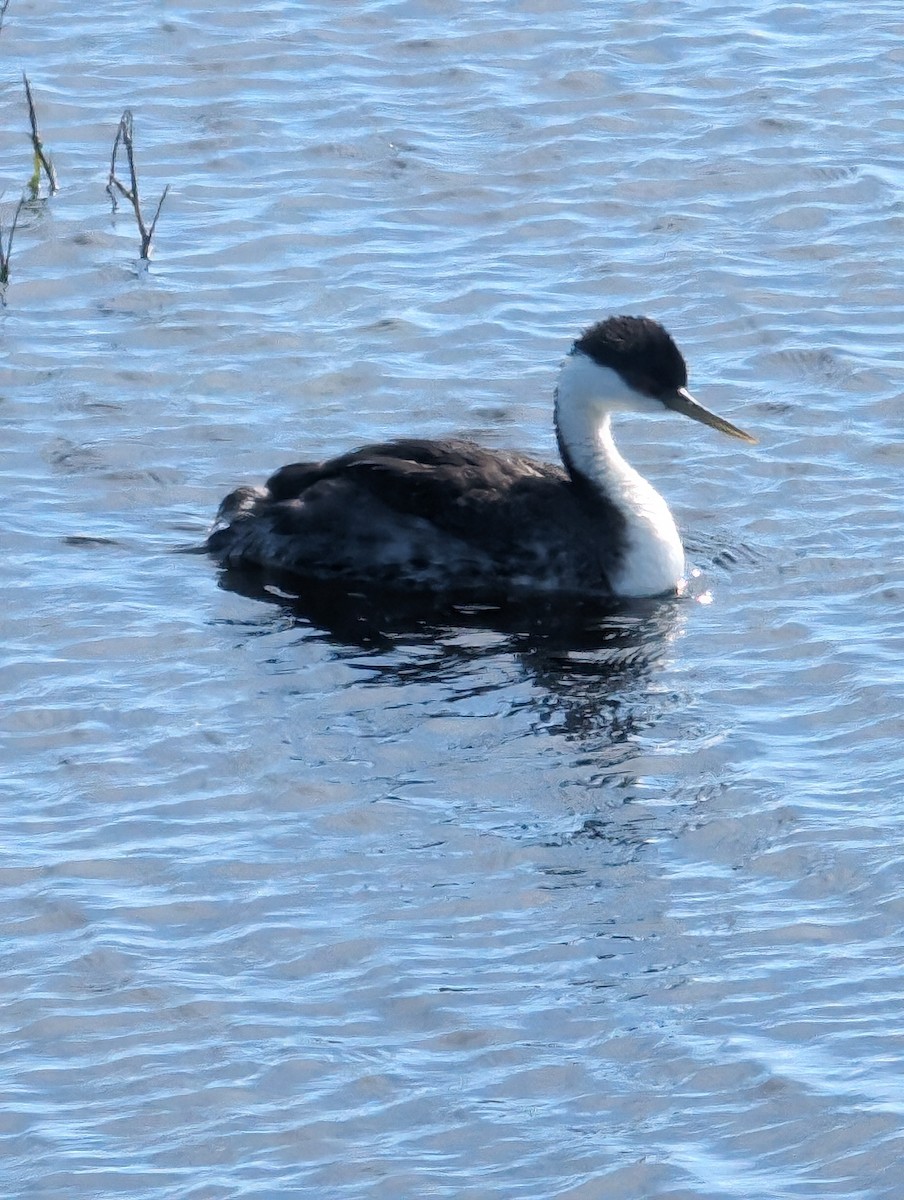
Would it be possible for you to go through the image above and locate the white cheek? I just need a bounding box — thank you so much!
[557,354,666,419]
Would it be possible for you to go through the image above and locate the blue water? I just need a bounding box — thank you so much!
[2,2,903,1196]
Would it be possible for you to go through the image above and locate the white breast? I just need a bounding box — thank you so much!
[605,456,685,597]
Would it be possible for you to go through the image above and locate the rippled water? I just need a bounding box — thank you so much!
[2,2,903,1196]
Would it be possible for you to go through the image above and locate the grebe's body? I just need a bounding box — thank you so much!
[208,316,754,600]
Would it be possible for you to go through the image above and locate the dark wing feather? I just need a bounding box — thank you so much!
[265,460,328,501]
[215,438,621,593]
[265,439,564,536]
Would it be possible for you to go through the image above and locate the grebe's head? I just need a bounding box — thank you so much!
[561,315,756,442]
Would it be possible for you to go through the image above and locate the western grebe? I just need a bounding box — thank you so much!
[208,315,755,600]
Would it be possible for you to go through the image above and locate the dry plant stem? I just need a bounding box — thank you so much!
[107,109,169,260]
[23,74,58,195]
[0,0,9,32]
[0,197,24,286]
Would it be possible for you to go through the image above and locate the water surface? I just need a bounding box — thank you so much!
[2,2,903,1197]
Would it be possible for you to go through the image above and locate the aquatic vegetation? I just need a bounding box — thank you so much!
[23,73,58,198]
[106,109,169,262]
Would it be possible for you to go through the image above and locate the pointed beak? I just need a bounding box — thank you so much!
[664,387,757,444]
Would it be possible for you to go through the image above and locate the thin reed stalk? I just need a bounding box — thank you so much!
[0,197,24,287]
[106,109,169,260]
[23,74,58,196]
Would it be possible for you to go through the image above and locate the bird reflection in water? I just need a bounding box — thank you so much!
[214,561,685,720]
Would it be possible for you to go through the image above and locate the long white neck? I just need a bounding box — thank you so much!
[554,352,686,597]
